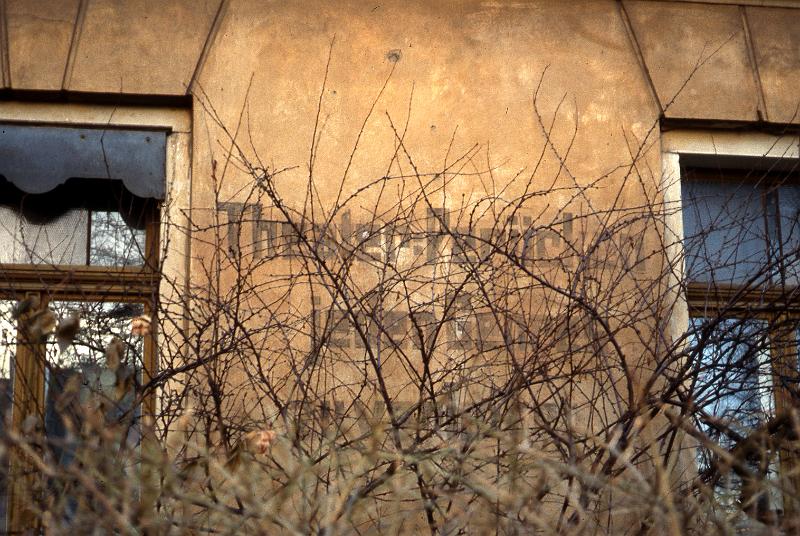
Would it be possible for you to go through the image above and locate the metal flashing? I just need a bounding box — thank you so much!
[0,123,166,199]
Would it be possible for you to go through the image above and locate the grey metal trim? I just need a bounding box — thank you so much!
[0,123,166,199]
[62,0,89,91]
[618,1,664,117]
[189,0,229,95]
[0,0,10,88]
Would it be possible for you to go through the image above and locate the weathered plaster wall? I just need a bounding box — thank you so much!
[745,6,800,123]
[2,0,795,212]
[190,0,658,209]
[624,1,761,120]
[0,0,796,373]
[5,0,80,90]
[2,0,220,93]
[179,0,666,420]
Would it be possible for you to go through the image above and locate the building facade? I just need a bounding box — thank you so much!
[0,0,799,533]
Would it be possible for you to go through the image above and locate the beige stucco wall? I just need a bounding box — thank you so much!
[2,1,796,113]
[2,0,796,216]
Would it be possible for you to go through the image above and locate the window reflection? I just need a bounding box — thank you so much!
[682,179,768,284]
[44,300,144,449]
[682,170,800,286]
[689,317,782,517]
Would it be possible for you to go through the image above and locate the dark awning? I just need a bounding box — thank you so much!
[0,123,166,199]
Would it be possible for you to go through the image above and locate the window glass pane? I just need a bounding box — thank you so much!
[0,206,88,265]
[689,317,782,517]
[0,177,150,267]
[45,300,143,448]
[89,211,146,266]
[682,180,769,284]
[691,317,772,430]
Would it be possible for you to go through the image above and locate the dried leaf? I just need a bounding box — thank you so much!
[55,373,82,413]
[131,315,152,337]
[11,296,38,319]
[28,308,56,341]
[105,337,125,370]
[245,429,276,455]
[55,312,80,353]
[21,414,38,434]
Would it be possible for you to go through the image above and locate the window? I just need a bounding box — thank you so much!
[0,121,166,532]
[680,161,800,526]
[683,168,800,287]
[0,177,151,266]
[686,316,784,521]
